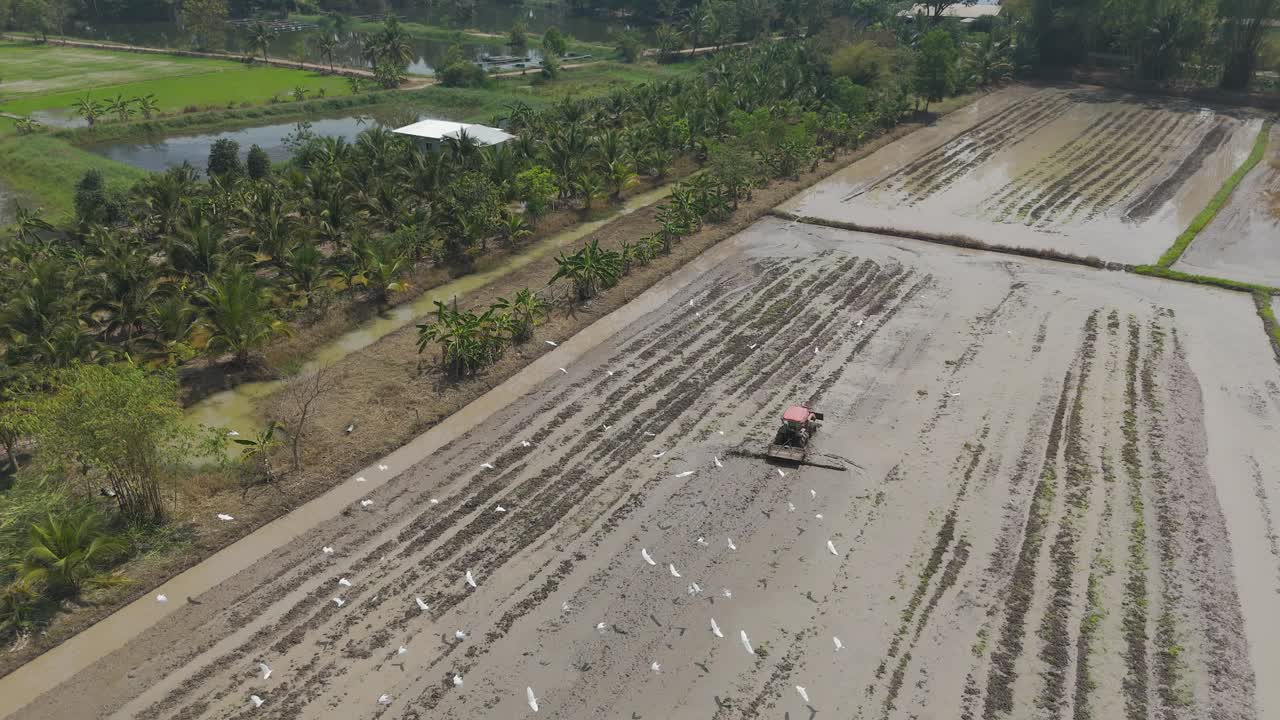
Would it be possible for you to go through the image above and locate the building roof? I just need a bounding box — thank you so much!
[392,119,515,145]
[899,2,1003,17]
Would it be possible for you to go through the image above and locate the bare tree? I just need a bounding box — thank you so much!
[278,365,341,471]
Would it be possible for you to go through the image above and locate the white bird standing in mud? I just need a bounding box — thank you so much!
[322,546,334,554]
[453,674,464,687]
[696,537,708,546]
[338,578,352,587]
[722,588,733,599]
[827,540,840,556]
[810,489,817,499]
[545,340,558,347]
[641,548,656,565]
[481,462,495,470]
[833,636,844,652]
[333,597,345,607]
[595,622,608,632]
[687,582,702,595]
[227,430,240,437]
[669,563,682,578]
[856,318,865,327]
[727,538,737,551]
[777,468,786,478]
[651,661,662,673]
[796,686,810,703]
[495,506,507,513]
[356,476,366,483]
[258,663,272,680]
[676,470,695,478]
[455,630,467,641]
[378,463,388,471]
[360,499,373,508]
[465,570,478,588]
[217,513,234,521]
[250,694,264,708]
[710,618,724,638]
[156,594,168,603]
[527,686,540,712]
[652,450,666,458]
[559,367,568,374]
[416,597,430,611]
[398,646,408,655]
[378,694,392,705]
[788,501,796,511]
[740,630,755,655]
[522,440,532,448]
[714,456,723,468]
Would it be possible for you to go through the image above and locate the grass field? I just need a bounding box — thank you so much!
[0,41,351,134]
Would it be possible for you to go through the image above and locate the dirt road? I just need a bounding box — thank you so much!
[8,217,1278,720]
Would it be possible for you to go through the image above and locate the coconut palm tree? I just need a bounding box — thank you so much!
[313,34,339,72]
[349,234,410,304]
[196,264,286,367]
[498,212,531,247]
[249,21,278,63]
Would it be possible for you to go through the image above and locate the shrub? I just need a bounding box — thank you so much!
[830,40,893,87]
[542,26,567,56]
[207,138,243,178]
[246,144,271,180]
[439,60,488,88]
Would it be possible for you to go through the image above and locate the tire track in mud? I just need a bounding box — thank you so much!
[1125,120,1230,221]
[138,251,934,719]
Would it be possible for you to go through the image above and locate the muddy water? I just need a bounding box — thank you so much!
[1175,123,1280,286]
[782,85,1264,265]
[185,184,674,434]
[12,218,1280,720]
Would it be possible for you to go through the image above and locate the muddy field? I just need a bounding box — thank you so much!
[1175,124,1280,286]
[8,218,1280,720]
[781,85,1264,265]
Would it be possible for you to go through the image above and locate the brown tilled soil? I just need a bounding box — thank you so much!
[8,218,1280,720]
[0,117,931,683]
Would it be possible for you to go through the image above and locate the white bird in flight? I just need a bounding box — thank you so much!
[360,500,373,508]
[453,674,464,687]
[250,694,264,708]
[652,450,666,458]
[455,630,467,641]
[796,686,810,703]
[338,578,352,587]
[710,618,724,638]
[258,662,272,680]
[740,630,755,655]
[217,513,234,521]
[714,456,723,468]
[545,340,558,346]
[465,570,477,588]
[322,546,334,554]
[651,661,661,673]
[416,597,430,611]
[527,686,540,712]
[727,538,737,551]
[827,540,839,556]
[641,548,656,565]
[481,462,495,470]
[669,563,681,578]
[378,463,388,471]
[156,594,168,603]
[602,424,612,431]
[398,646,408,655]
[777,468,786,478]
[676,470,695,478]
[333,597,345,607]
[378,694,392,705]
[559,367,568,374]
[722,588,733,599]
[833,636,844,651]
[356,476,367,483]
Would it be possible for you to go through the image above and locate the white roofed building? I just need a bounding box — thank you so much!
[392,119,515,152]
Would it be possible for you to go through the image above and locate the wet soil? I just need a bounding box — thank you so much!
[782,84,1265,266]
[1175,124,1280,286]
[7,219,1279,720]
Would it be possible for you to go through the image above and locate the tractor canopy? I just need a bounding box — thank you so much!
[782,406,812,423]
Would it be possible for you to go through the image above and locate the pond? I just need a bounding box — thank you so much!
[82,108,422,173]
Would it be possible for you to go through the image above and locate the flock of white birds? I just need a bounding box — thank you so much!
[176,350,849,715]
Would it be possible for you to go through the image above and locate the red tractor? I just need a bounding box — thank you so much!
[765,403,824,463]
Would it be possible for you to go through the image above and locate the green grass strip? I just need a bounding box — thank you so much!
[1254,291,1280,364]
[1131,264,1275,294]
[1155,119,1273,268]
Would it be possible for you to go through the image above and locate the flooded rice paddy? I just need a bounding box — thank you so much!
[1175,123,1280,286]
[782,85,1265,265]
[9,218,1280,720]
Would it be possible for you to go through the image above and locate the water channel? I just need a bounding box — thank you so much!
[185,182,674,433]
